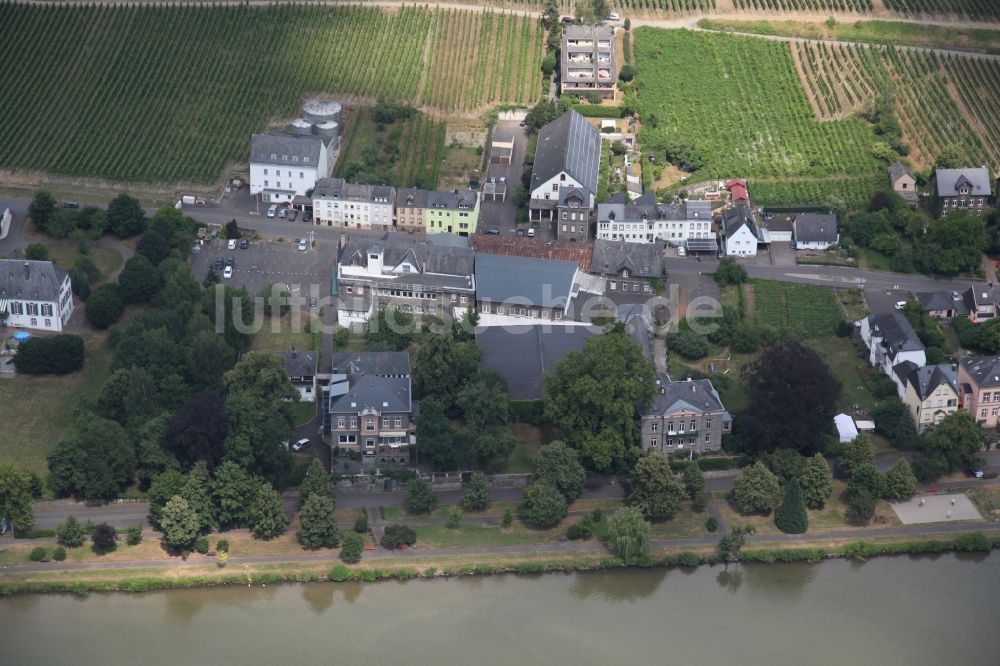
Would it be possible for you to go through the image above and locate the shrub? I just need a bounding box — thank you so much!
[677,551,700,568]
[501,508,513,528]
[56,515,86,548]
[354,515,369,533]
[24,243,49,261]
[329,564,352,582]
[666,329,709,360]
[194,537,209,554]
[618,63,635,82]
[846,490,878,526]
[704,516,718,532]
[29,547,48,562]
[406,478,437,514]
[774,478,809,534]
[732,461,781,514]
[566,522,593,541]
[53,546,67,561]
[380,524,417,550]
[85,283,124,329]
[607,507,651,565]
[461,473,492,512]
[954,531,991,552]
[340,532,364,563]
[125,526,143,546]
[520,481,568,528]
[14,334,85,375]
[91,523,117,554]
[446,507,463,529]
[360,569,377,582]
[216,539,229,553]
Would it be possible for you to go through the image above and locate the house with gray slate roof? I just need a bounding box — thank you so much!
[888,161,918,205]
[250,133,333,203]
[959,356,1000,428]
[0,259,74,331]
[274,350,318,402]
[641,375,732,455]
[722,203,761,257]
[934,167,991,216]
[902,363,959,432]
[475,253,580,324]
[337,234,475,325]
[595,200,715,251]
[529,111,601,235]
[312,177,395,230]
[324,352,414,465]
[916,290,968,319]
[793,213,839,250]
[590,239,663,295]
[857,312,926,398]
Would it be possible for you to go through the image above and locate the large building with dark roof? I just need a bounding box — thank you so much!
[312,177,395,230]
[857,312,927,398]
[324,351,414,465]
[901,363,959,432]
[595,200,715,250]
[959,356,1000,428]
[529,111,602,236]
[561,25,617,99]
[0,259,74,332]
[641,375,732,455]
[474,253,580,324]
[933,167,991,216]
[274,350,318,402]
[590,239,664,294]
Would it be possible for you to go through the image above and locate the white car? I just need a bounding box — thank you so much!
[298,239,308,251]
[223,265,233,279]
[894,300,907,310]
[278,207,288,219]
[292,438,311,452]
[607,12,620,21]
[527,228,535,238]
[267,204,277,218]
[677,246,686,257]
[227,238,237,250]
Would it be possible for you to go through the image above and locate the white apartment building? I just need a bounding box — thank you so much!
[0,260,74,332]
[250,133,332,203]
[596,200,714,246]
[312,178,395,230]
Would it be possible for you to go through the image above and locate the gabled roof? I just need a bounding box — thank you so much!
[934,167,991,197]
[250,133,323,166]
[888,161,914,182]
[963,284,1000,312]
[794,213,838,243]
[397,188,429,209]
[328,375,412,414]
[330,351,410,377]
[645,375,729,418]
[471,235,592,272]
[531,110,602,196]
[869,312,924,354]
[0,259,68,302]
[274,350,317,378]
[962,356,1000,389]
[725,179,749,203]
[340,235,474,277]
[591,240,664,278]
[474,253,578,308]
[427,189,478,211]
[906,363,958,400]
[916,290,966,315]
[722,203,760,240]
[313,177,395,202]
[558,186,588,207]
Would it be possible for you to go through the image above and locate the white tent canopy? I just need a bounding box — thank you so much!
[834,413,859,443]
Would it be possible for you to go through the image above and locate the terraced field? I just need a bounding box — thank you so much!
[0,4,541,184]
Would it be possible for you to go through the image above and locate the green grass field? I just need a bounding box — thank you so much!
[46,245,124,285]
[0,4,541,184]
[751,280,844,337]
[0,331,113,476]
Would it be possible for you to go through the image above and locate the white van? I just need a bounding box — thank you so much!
[267,204,278,218]
[607,12,620,21]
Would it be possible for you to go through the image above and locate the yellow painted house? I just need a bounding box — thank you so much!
[424,189,480,236]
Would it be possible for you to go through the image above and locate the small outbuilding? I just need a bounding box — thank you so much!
[834,413,859,443]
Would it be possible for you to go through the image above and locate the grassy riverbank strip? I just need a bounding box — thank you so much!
[2,530,998,597]
[697,18,1000,54]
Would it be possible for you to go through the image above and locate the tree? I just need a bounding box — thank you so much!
[848,463,885,499]
[299,494,341,549]
[739,342,839,455]
[147,470,186,529]
[118,255,161,303]
[925,410,986,473]
[159,495,200,553]
[732,461,781,514]
[85,283,124,329]
[185,330,237,391]
[532,441,586,501]
[846,490,878,526]
[137,229,172,266]
[713,256,748,285]
[181,461,216,533]
[520,480,568,528]
[380,524,417,549]
[299,458,332,508]
[91,523,118,555]
[840,434,875,478]
[934,144,969,171]
[203,284,255,352]
[259,283,292,318]
[14,334,84,374]
[774,478,809,534]
[107,193,146,238]
[799,453,834,509]
[457,370,509,435]
[406,478,438,514]
[544,328,656,471]
[165,390,229,470]
[246,481,288,540]
[223,219,242,239]
[413,333,481,408]
[717,527,746,564]
[97,367,160,427]
[340,532,364,563]
[23,243,48,261]
[365,309,415,351]
[683,463,705,500]
[618,63,635,82]
[212,461,254,529]
[916,213,986,275]
[461,473,492,512]
[28,190,57,232]
[607,507,651,565]
[413,398,458,471]
[47,413,135,500]
[872,400,918,449]
[592,0,609,20]
[56,515,86,548]
[470,425,517,471]
[884,458,918,500]
[447,506,463,529]
[524,99,567,132]
[541,52,557,75]
[764,448,807,481]
[666,329,710,360]
[0,464,34,534]
[628,452,685,520]
[222,351,298,406]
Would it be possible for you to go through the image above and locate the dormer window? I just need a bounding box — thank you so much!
[270,153,277,160]
[282,155,288,161]
[369,254,379,260]
[622,268,630,278]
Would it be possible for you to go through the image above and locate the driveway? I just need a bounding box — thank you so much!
[479,120,527,234]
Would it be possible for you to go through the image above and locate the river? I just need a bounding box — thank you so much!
[2,553,998,665]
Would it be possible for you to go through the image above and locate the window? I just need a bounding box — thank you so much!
[704,434,711,443]
[552,184,559,192]
[10,302,22,315]
[706,419,712,428]
[984,393,992,403]
[350,418,357,428]
[41,304,53,317]
[651,423,658,432]
[650,439,658,448]
[337,418,345,428]
[982,409,988,418]
[299,172,304,179]
[365,420,375,431]
[382,418,390,427]
[993,408,999,418]
[668,422,674,432]
[394,417,401,427]
[27,303,38,316]
[690,420,696,430]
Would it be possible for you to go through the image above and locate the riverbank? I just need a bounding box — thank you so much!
[2,528,998,596]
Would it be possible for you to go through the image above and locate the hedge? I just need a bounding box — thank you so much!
[13,334,84,375]
[569,104,627,119]
[509,399,545,424]
[669,456,748,472]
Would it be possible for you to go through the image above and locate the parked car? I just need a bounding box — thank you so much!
[62,201,80,209]
[267,204,277,218]
[227,238,237,250]
[292,438,311,452]
[239,238,249,249]
[302,212,312,223]
[214,257,224,270]
[298,239,308,252]
[288,210,298,221]
[894,301,907,310]
[278,207,288,219]
[223,266,233,279]
[677,246,686,257]
[485,228,500,235]
[527,228,535,238]
[309,297,318,308]
[226,256,235,266]
[561,16,574,24]
[607,12,620,21]
[191,244,202,256]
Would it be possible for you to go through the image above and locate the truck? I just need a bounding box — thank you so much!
[181,195,196,205]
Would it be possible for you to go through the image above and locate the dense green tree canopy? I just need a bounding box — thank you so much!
[245,481,288,540]
[532,441,586,501]
[160,495,200,552]
[520,480,568,528]
[298,458,332,508]
[607,507,651,565]
[799,453,833,509]
[118,255,161,303]
[0,464,34,533]
[925,410,986,473]
[298,494,340,549]
[628,451,685,520]
[732,461,781,515]
[774,478,808,534]
[47,414,136,500]
[413,398,458,471]
[412,333,482,409]
[461,473,492,512]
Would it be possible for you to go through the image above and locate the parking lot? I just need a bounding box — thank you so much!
[191,236,335,304]
[479,119,528,235]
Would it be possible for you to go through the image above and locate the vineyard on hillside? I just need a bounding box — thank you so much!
[334,108,447,189]
[0,4,541,185]
[634,29,881,205]
[731,0,872,11]
[792,41,1000,171]
[882,0,1000,21]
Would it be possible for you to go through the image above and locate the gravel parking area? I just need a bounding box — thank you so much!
[891,493,982,525]
[191,237,334,301]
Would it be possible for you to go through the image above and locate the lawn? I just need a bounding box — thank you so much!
[292,401,316,427]
[751,279,844,337]
[806,336,878,413]
[648,505,711,540]
[503,422,555,474]
[413,523,561,549]
[969,486,1000,521]
[0,331,112,476]
[46,244,124,285]
[250,312,316,353]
